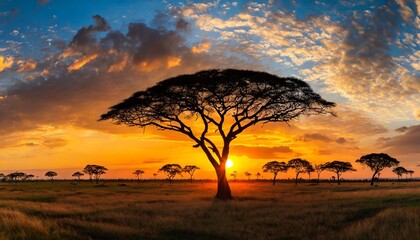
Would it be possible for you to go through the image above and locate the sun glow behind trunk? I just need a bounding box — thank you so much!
[226,159,234,168]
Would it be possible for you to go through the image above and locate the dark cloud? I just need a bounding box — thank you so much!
[335,137,347,144]
[231,145,295,159]
[143,158,167,164]
[42,137,68,148]
[69,15,111,52]
[395,126,408,132]
[298,133,332,142]
[378,125,420,155]
[127,22,186,64]
[175,18,189,31]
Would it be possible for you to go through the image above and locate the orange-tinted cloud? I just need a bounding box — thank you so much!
[67,54,98,71]
[17,60,37,72]
[191,42,211,53]
[0,55,14,72]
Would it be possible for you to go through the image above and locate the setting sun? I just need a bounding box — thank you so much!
[226,159,234,168]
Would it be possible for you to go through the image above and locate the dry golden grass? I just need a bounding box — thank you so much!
[0,180,419,239]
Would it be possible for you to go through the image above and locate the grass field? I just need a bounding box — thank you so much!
[0,180,420,240]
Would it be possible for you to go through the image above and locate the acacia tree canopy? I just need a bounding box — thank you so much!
[45,171,57,182]
[83,165,108,183]
[322,161,355,185]
[159,164,183,182]
[262,161,288,185]
[392,166,408,179]
[288,158,312,185]
[100,69,335,199]
[356,153,399,186]
[183,165,200,183]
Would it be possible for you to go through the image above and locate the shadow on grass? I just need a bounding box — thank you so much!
[160,229,229,240]
[15,195,57,203]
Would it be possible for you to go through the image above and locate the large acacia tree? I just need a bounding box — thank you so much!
[100,69,335,199]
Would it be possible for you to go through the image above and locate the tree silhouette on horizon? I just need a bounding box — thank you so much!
[356,153,399,186]
[45,171,57,182]
[133,170,145,182]
[322,161,355,185]
[183,165,200,183]
[83,165,108,183]
[288,158,312,186]
[72,171,84,181]
[231,171,238,182]
[314,164,325,183]
[159,164,183,182]
[100,69,335,200]
[262,161,289,185]
[392,166,408,181]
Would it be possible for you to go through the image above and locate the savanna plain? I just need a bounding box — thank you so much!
[0,180,420,240]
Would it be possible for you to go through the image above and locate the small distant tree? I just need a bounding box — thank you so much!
[244,172,252,180]
[45,171,57,182]
[83,165,108,183]
[305,164,315,180]
[83,165,95,182]
[93,165,108,183]
[25,174,34,181]
[231,171,238,182]
[288,158,311,185]
[133,170,145,182]
[183,165,200,183]
[322,161,355,185]
[153,172,158,179]
[356,153,399,186]
[392,166,408,180]
[4,173,12,182]
[407,170,414,179]
[256,172,261,180]
[6,172,27,182]
[72,171,84,180]
[314,164,325,183]
[159,164,183,182]
[262,161,289,185]
[15,172,27,181]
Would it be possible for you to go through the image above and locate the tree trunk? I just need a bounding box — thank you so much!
[370,172,377,186]
[215,166,232,200]
[273,174,277,186]
[295,173,299,186]
[337,173,340,185]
